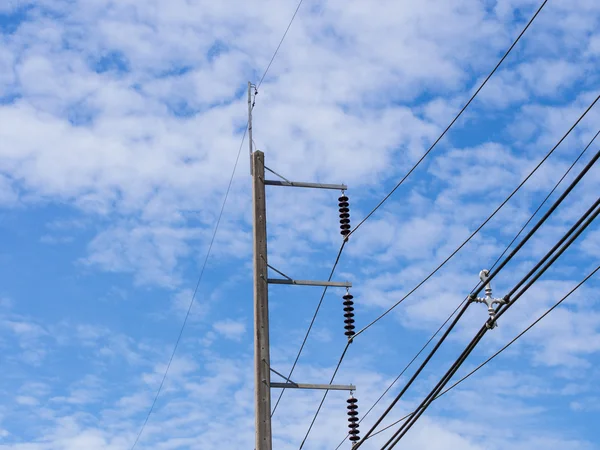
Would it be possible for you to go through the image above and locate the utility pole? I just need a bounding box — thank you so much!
[252,148,273,450]
[250,80,273,450]
[249,82,358,449]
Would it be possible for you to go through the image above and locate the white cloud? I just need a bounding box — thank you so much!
[1,0,600,449]
[213,319,247,341]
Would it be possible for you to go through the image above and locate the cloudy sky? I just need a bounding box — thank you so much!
[1,0,600,449]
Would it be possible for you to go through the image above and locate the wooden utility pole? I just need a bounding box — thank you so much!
[250,78,273,450]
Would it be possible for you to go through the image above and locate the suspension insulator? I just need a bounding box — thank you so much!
[343,293,355,337]
[347,396,360,443]
[339,194,351,237]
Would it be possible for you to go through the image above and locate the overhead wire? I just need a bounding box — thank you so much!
[347,0,549,239]
[333,127,600,450]
[130,1,308,446]
[301,67,599,450]
[129,128,247,450]
[365,262,600,441]
[383,197,600,449]
[298,341,352,449]
[276,0,548,422]
[277,0,549,439]
[257,0,306,89]
[354,127,600,447]
[271,240,347,417]
[353,94,600,340]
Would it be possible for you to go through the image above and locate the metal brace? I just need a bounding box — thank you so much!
[471,269,508,329]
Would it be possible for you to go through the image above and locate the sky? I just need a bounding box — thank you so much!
[0,0,600,449]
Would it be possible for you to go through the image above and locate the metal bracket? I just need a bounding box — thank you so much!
[264,179,348,190]
[267,278,352,288]
[471,269,508,329]
[270,382,356,391]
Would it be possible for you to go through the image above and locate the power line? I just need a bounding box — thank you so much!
[383,198,600,449]
[367,262,600,441]
[352,94,600,339]
[333,299,466,450]
[356,140,600,448]
[347,0,549,239]
[271,240,347,417]
[257,0,306,89]
[298,341,351,449]
[439,263,600,400]
[270,0,547,441]
[333,127,600,450]
[130,2,312,445]
[129,129,247,450]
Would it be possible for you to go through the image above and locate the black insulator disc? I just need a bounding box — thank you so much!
[343,299,354,305]
[340,224,351,230]
[339,195,349,202]
[343,293,354,299]
[339,213,350,219]
[340,219,351,225]
[339,207,350,214]
[338,202,349,209]
[345,331,355,337]
[341,229,351,236]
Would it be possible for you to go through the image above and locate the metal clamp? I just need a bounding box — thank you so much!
[471,269,508,329]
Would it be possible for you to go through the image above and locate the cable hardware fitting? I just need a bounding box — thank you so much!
[471,269,508,329]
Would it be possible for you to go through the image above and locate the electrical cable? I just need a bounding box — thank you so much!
[356,142,600,448]
[353,94,600,339]
[369,260,599,441]
[383,198,600,448]
[347,0,549,239]
[257,0,306,88]
[333,128,600,449]
[298,342,352,449]
[271,240,347,417]
[131,1,310,443]
[129,128,247,450]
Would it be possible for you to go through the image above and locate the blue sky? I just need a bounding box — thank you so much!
[1,0,600,449]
